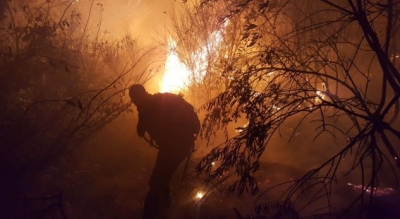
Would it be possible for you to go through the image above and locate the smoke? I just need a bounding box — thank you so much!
[72,0,176,44]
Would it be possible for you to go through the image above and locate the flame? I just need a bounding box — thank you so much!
[160,39,191,93]
[314,83,326,104]
[160,22,227,93]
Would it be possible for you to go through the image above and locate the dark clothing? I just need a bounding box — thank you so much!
[136,93,200,147]
[143,136,193,219]
[134,93,200,219]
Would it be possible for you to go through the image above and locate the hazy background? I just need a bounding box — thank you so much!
[73,0,177,46]
[0,0,399,218]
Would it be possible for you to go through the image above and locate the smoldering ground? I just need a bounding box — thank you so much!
[4,108,396,219]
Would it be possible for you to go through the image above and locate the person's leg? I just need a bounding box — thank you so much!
[143,186,162,219]
[143,142,192,218]
[143,149,180,219]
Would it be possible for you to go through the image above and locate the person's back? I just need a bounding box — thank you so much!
[129,84,200,219]
[136,92,200,148]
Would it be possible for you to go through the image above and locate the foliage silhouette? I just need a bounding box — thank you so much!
[171,0,400,217]
[0,1,159,217]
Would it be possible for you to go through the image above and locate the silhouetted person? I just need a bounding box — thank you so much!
[129,84,200,219]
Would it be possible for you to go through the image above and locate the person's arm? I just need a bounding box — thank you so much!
[136,109,147,137]
[137,107,159,148]
[137,121,145,137]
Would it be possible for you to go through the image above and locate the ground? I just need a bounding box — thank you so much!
[3,114,399,219]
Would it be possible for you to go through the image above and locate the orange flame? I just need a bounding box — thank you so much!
[160,22,227,93]
[160,39,191,94]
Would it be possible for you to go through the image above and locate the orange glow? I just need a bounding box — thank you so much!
[160,22,227,93]
[195,191,204,200]
[160,39,191,94]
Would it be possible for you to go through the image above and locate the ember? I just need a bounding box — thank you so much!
[347,183,395,197]
[195,191,205,200]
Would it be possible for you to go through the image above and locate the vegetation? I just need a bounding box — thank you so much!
[0,1,158,217]
[171,0,400,217]
[1,0,399,218]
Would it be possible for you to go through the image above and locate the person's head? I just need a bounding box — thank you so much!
[129,84,149,106]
